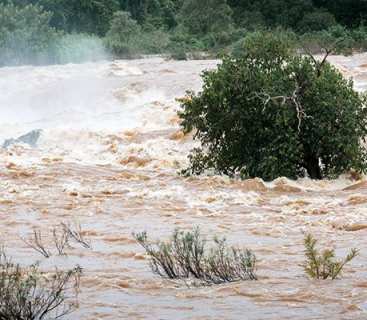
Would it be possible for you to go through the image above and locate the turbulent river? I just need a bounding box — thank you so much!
[0,55,367,319]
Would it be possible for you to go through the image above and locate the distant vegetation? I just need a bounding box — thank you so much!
[0,3,60,66]
[0,0,366,65]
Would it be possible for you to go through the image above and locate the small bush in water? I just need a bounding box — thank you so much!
[134,228,257,284]
[0,250,82,320]
[303,234,358,280]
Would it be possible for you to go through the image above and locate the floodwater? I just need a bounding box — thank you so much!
[0,54,367,319]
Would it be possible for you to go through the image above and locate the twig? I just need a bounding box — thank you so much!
[249,83,312,132]
[305,38,345,77]
[61,222,92,249]
[53,228,70,256]
[21,229,52,258]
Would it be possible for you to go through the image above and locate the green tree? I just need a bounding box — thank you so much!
[119,0,178,29]
[105,11,141,56]
[3,0,120,35]
[227,0,315,29]
[0,2,60,66]
[313,0,367,28]
[298,10,337,33]
[178,0,233,35]
[37,0,120,36]
[179,32,367,180]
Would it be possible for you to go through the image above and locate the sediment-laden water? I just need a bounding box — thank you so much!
[0,54,367,319]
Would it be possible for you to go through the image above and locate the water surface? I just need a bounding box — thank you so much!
[0,55,367,319]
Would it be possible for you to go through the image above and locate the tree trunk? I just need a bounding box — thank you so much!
[304,154,322,180]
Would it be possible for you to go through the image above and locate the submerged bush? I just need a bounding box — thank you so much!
[179,31,367,180]
[0,250,82,319]
[21,222,92,258]
[303,234,358,280]
[134,228,257,285]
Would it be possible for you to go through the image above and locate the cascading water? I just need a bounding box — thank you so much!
[0,55,367,319]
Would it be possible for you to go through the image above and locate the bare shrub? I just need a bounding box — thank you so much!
[134,228,257,285]
[61,222,92,249]
[0,250,82,319]
[52,227,70,256]
[21,222,92,258]
[303,234,358,280]
[21,229,52,258]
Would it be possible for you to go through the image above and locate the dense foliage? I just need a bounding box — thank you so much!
[3,0,120,35]
[0,0,366,64]
[179,32,367,180]
[0,249,82,319]
[178,0,233,36]
[105,11,141,56]
[0,2,60,65]
[228,0,367,30]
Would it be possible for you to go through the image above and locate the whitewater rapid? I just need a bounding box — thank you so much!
[0,55,367,319]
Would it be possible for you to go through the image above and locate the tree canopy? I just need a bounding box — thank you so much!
[0,0,366,64]
[179,32,367,180]
[0,2,60,65]
[1,0,365,36]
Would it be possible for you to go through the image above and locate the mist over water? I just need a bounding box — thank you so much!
[0,63,126,127]
[0,60,163,148]
[0,57,205,168]
[54,34,109,64]
[0,56,367,319]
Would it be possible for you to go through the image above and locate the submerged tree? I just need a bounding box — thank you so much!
[179,31,367,180]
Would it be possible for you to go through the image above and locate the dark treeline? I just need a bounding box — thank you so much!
[3,0,366,34]
[0,0,366,65]
[229,0,367,30]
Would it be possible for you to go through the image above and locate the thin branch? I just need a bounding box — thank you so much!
[20,229,52,258]
[305,38,345,77]
[61,222,92,249]
[53,228,70,256]
[249,82,312,132]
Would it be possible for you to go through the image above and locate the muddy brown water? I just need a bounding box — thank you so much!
[0,55,367,319]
